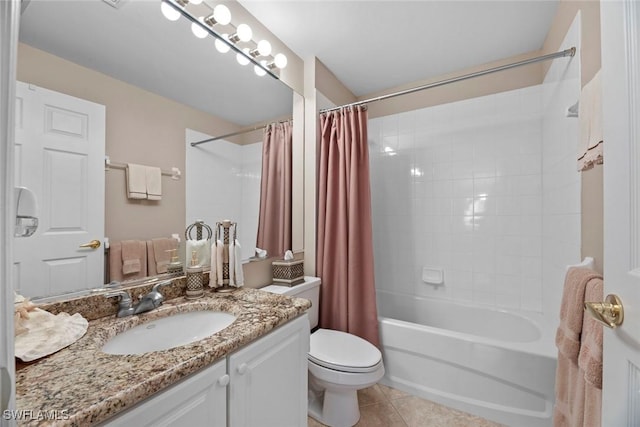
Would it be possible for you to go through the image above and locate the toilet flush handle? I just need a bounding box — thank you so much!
[237,363,249,375]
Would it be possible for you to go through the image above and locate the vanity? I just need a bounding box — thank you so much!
[14,283,311,426]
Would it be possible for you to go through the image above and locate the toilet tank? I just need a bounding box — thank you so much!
[261,277,321,329]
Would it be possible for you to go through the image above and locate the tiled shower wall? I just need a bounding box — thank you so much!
[370,78,580,313]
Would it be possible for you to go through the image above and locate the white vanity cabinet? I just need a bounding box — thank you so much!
[102,359,228,427]
[102,314,309,427]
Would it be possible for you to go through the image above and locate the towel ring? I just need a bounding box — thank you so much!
[185,220,213,241]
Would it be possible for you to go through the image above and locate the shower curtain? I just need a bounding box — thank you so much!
[256,121,292,258]
[317,106,380,347]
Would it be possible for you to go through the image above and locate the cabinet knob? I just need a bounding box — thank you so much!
[237,363,248,375]
[217,374,230,386]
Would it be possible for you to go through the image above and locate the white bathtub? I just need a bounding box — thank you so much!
[377,290,557,427]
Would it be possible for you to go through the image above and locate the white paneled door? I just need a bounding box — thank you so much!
[14,82,105,298]
[601,0,640,424]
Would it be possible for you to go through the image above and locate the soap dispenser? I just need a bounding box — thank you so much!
[185,250,204,299]
[166,249,183,278]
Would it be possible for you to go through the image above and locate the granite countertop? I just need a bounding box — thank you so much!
[15,287,311,426]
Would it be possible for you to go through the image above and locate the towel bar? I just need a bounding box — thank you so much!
[104,156,181,180]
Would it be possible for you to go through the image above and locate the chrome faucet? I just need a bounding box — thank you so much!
[105,280,172,317]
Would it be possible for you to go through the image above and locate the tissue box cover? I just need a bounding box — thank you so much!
[272,259,304,286]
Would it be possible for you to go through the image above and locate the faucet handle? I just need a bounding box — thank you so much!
[152,280,172,294]
[104,290,132,307]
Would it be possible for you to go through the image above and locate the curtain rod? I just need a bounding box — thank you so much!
[190,118,292,147]
[320,47,576,114]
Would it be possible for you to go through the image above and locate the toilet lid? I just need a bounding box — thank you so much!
[309,329,382,373]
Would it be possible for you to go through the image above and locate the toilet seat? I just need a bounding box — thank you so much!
[309,329,382,373]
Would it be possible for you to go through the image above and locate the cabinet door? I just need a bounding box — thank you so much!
[102,359,227,427]
[229,314,309,427]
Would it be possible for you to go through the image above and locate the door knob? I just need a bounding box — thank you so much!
[217,374,230,387]
[584,294,624,329]
[237,363,248,375]
[79,239,101,249]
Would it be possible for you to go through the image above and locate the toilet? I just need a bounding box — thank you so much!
[262,277,384,427]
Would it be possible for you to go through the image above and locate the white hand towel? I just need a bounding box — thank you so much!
[126,163,147,199]
[146,166,162,200]
[186,239,211,268]
[228,240,236,287]
[209,240,219,288]
[216,240,224,286]
[234,239,244,287]
[578,70,603,171]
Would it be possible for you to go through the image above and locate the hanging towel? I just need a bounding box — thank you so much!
[216,239,224,286]
[209,240,219,288]
[186,238,211,268]
[121,239,143,275]
[579,278,604,389]
[228,240,236,286]
[234,239,244,287]
[146,166,162,200]
[577,70,603,171]
[150,237,177,274]
[553,267,603,427]
[126,163,147,199]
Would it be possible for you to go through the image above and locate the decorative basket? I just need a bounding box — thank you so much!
[272,259,304,286]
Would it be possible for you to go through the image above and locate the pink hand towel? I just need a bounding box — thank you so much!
[579,278,604,389]
[121,240,142,275]
[555,267,603,363]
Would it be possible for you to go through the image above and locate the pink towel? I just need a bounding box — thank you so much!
[121,240,142,275]
[579,278,604,389]
[555,267,602,363]
[151,238,177,274]
[553,267,603,427]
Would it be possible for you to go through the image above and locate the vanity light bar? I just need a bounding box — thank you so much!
[161,0,286,80]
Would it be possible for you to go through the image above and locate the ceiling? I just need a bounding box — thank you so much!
[239,0,559,97]
[19,1,559,126]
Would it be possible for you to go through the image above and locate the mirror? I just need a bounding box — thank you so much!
[15,0,297,299]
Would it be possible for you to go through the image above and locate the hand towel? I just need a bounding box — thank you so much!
[146,166,162,200]
[577,70,603,171]
[121,239,142,275]
[126,163,147,199]
[579,278,604,389]
[555,267,602,363]
[151,237,177,274]
[186,238,211,268]
[216,239,224,286]
[234,239,244,287]
[228,240,236,286]
[209,240,219,288]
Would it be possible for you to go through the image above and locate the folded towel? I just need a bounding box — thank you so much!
[209,240,219,288]
[228,240,236,286]
[151,238,177,274]
[146,166,162,200]
[234,239,244,287]
[578,70,603,171]
[216,239,224,286]
[121,239,142,275]
[579,278,604,389]
[186,239,211,268]
[126,163,147,199]
[555,267,603,363]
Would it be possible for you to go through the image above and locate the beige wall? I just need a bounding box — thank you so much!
[17,43,242,243]
[542,0,603,274]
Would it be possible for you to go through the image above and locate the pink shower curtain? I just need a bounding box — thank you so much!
[317,106,380,347]
[256,121,292,258]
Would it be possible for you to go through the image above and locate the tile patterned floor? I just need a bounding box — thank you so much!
[307,384,506,427]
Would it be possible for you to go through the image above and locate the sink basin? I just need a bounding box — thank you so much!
[102,311,237,355]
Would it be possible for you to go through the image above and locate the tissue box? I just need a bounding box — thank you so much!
[272,259,304,286]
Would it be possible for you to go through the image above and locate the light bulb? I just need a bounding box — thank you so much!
[236,24,252,42]
[213,4,231,25]
[236,48,251,66]
[191,18,208,39]
[161,1,181,21]
[254,60,267,77]
[215,34,231,53]
[257,40,272,56]
[274,53,288,69]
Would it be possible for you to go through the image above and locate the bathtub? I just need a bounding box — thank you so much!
[377,290,557,427]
